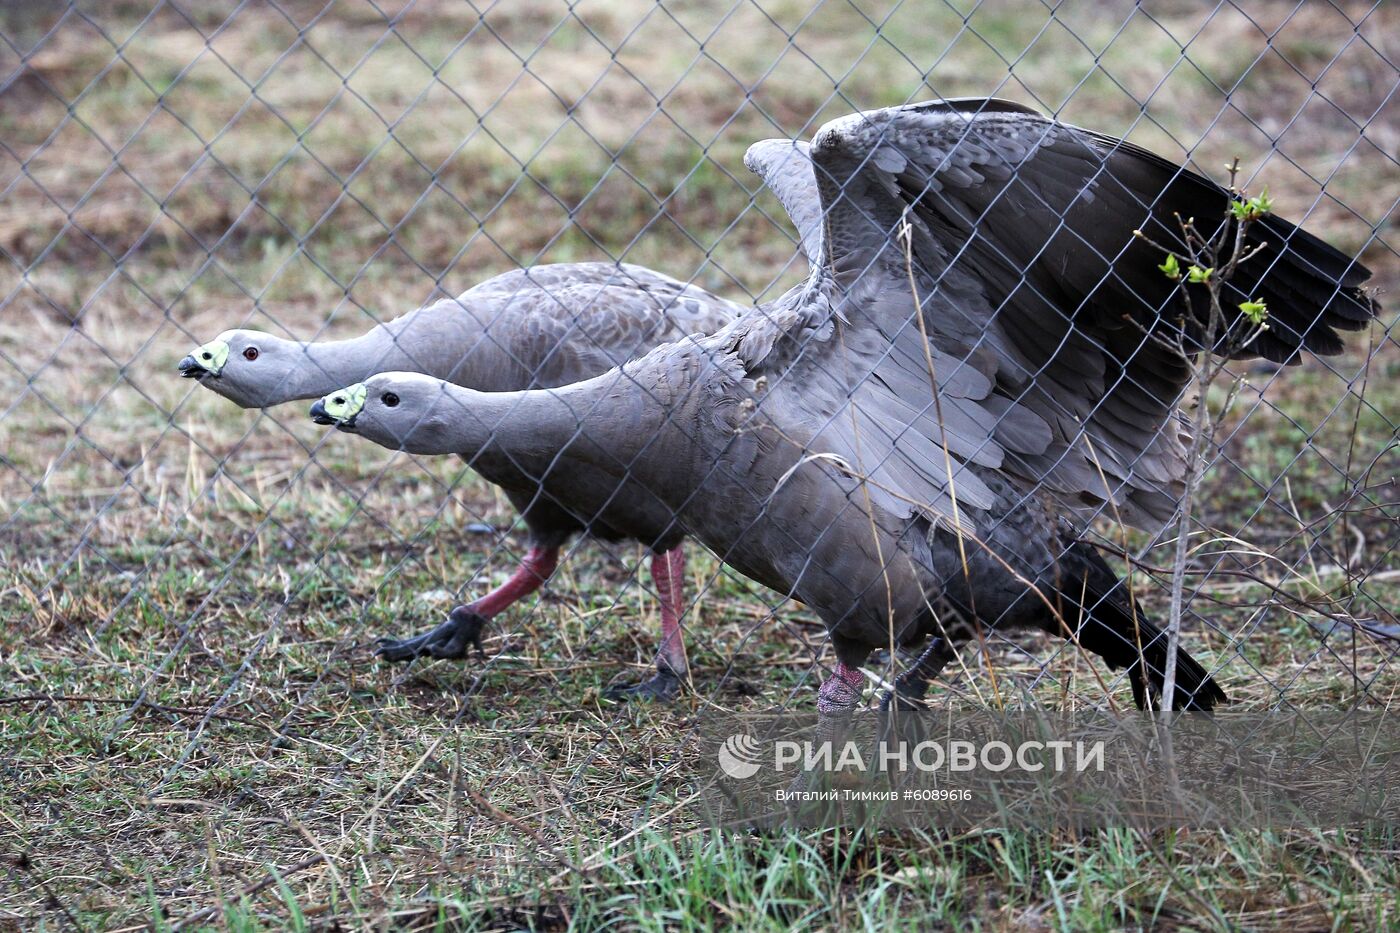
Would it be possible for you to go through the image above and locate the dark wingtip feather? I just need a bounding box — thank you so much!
[1231,214,1382,360]
[1255,211,1376,288]
[1082,128,1381,363]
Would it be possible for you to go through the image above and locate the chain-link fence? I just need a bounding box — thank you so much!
[2,0,1397,926]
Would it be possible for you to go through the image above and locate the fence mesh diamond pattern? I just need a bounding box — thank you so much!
[2,0,1396,926]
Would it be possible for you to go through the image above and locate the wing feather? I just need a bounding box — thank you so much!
[748,97,1377,532]
[744,139,825,266]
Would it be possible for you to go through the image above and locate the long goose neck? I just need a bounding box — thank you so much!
[423,370,660,477]
[292,299,491,398]
[289,330,397,399]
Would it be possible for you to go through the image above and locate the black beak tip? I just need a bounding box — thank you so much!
[178,355,205,379]
[309,400,335,426]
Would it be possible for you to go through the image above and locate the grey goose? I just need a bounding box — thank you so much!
[181,262,743,699]
[309,98,1377,715]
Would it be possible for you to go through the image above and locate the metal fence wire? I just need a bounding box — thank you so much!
[2,0,1397,925]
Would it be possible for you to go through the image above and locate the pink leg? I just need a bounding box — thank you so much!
[602,545,689,701]
[468,544,560,618]
[650,545,689,676]
[376,544,559,663]
[817,660,865,715]
[791,660,866,805]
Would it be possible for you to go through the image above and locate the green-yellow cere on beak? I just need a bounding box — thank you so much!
[191,339,229,375]
[322,383,367,422]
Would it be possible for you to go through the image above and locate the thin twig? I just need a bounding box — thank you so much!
[169,854,328,931]
[462,783,594,878]
[0,693,275,732]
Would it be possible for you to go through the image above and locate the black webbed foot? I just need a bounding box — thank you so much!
[877,638,955,711]
[375,606,489,663]
[603,667,683,702]
[878,684,929,712]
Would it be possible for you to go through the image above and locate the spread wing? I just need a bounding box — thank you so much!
[744,139,825,266]
[750,98,1377,531]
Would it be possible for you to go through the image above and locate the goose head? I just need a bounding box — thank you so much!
[311,373,460,455]
[178,329,309,408]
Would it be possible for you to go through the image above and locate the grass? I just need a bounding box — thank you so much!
[1,0,1398,928]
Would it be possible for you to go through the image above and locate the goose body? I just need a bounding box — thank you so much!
[315,99,1377,714]
[182,263,743,697]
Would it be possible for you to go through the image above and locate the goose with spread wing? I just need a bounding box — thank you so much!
[180,263,742,699]
[310,99,1377,714]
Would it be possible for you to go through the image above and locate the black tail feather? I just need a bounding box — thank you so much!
[1054,544,1228,712]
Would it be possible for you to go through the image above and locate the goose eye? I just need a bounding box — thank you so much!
[381,392,400,408]
[243,347,259,361]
